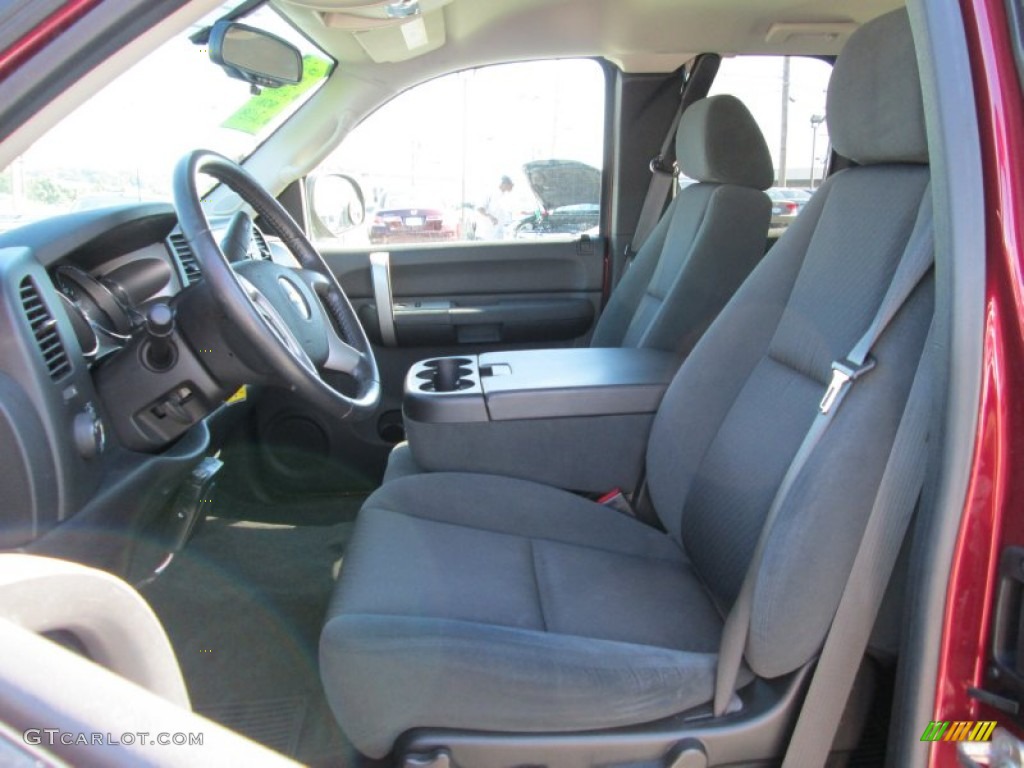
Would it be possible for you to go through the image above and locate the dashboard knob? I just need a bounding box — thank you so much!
[73,404,105,459]
[146,302,175,337]
[142,302,178,371]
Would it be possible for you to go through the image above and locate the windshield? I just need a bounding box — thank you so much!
[0,2,331,229]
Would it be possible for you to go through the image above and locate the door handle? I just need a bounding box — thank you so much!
[370,251,397,346]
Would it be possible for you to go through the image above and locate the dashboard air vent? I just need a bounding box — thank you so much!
[168,232,202,285]
[251,228,273,260]
[19,276,71,381]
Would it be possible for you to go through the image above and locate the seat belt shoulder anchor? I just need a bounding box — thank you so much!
[649,155,680,177]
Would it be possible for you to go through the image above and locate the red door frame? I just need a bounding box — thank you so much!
[0,0,103,83]
[931,0,1024,765]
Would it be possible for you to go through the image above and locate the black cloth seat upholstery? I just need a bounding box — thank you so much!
[322,473,741,755]
[589,93,772,352]
[322,9,932,758]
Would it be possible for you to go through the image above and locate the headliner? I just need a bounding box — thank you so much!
[275,0,905,72]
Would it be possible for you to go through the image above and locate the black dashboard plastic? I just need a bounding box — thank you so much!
[0,204,177,270]
[0,205,215,555]
[0,373,58,549]
[0,247,109,538]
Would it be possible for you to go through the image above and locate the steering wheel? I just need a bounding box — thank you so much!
[173,150,380,419]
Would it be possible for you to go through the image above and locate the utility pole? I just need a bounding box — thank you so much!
[461,70,469,223]
[809,114,826,187]
[778,57,790,187]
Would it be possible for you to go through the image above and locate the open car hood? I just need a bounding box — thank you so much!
[522,159,601,211]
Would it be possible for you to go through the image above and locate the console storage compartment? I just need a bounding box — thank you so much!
[403,348,678,492]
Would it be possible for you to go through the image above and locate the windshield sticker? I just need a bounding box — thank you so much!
[221,56,330,135]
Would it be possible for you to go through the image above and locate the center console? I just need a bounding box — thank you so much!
[402,348,678,492]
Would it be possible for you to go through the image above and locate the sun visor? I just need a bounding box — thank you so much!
[284,0,451,62]
[349,11,445,61]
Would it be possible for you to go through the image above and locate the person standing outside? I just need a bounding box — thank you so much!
[478,175,516,240]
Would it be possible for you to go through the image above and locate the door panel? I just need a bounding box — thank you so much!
[330,236,606,401]
[324,239,603,347]
[324,239,604,299]
[385,297,594,347]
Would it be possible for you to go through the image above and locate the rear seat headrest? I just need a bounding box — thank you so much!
[828,8,928,165]
[677,95,774,190]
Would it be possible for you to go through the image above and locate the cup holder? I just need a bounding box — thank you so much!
[417,357,474,392]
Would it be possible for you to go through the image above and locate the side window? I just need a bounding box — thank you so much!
[709,56,832,235]
[314,59,605,246]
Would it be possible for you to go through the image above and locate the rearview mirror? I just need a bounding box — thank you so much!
[209,21,302,89]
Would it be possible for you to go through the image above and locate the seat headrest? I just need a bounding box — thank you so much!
[676,95,774,190]
[828,8,928,165]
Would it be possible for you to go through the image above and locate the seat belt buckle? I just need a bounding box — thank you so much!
[597,488,636,517]
[819,357,876,414]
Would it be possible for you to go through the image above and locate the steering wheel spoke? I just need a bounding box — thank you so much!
[236,274,318,375]
[294,268,365,375]
[323,330,365,375]
[174,150,381,418]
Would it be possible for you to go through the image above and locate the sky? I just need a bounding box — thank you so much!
[711,55,833,183]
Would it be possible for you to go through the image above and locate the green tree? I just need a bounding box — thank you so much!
[28,178,73,206]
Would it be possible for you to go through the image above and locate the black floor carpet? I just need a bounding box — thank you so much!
[142,508,361,766]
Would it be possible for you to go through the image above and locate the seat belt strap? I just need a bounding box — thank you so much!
[628,175,674,265]
[781,320,936,767]
[712,185,934,716]
[626,55,720,264]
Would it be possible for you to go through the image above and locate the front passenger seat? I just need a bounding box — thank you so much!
[383,94,772,483]
[590,93,773,353]
[322,9,931,761]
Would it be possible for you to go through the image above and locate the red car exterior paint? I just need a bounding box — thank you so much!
[0,0,103,83]
[932,0,1024,766]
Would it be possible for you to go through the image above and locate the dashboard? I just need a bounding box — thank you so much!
[49,208,275,368]
[0,203,280,566]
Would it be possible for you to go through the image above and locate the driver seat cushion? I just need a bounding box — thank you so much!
[321,472,737,758]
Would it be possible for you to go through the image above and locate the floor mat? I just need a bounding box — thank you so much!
[211,489,367,527]
[203,696,309,757]
[142,515,357,766]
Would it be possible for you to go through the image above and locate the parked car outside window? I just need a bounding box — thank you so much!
[767,186,814,236]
